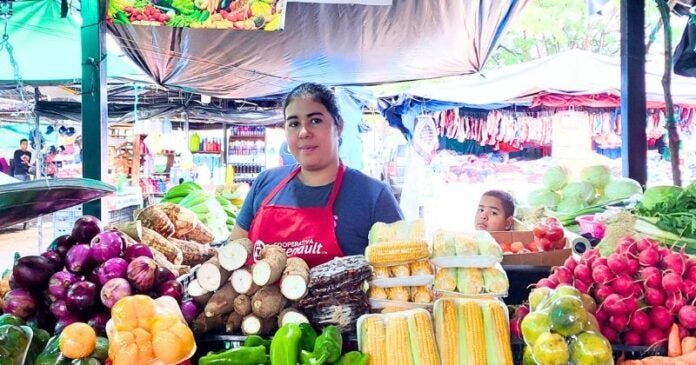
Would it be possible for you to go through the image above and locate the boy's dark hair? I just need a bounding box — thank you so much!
[20,138,28,144]
[283,83,341,125]
[482,190,515,218]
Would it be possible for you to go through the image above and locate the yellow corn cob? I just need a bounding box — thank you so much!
[411,286,433,304]
[435,269,457,291]
[365,240,430,266]
[411,310,440,365]
[482,267,509,294]
[387,287,410,302]
[361,316,387,365]
[390,264,411,277]
[409,260,434,276]
[386,316,414,365]
[381,306,409,314]
[435,300,458,365]
[457,268,484,295]
[482,302,514,365]
[368,220,425,244]
[368,287,388,300]
[461,301,486,364]
[372,266,391,280]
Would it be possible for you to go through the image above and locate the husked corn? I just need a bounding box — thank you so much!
[368,220,425,244]
[432,230,456,257]
[361,316,387,365]
[387,287,410,302]
[412,310,440,365]
[411,286,433,304]
[365,241,430,266]
[461,301,486,364]
[368,287,388,300]
[372,266,391,280]
[482,302,514,365]
[436,300,458,365]
[386,316,414,365]
[482,267,509,294]
[457,268,484,294]
[435,269,457,291]
[390,264,411,277]
[409,260,434,276]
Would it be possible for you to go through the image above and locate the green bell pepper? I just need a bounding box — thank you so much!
[0,325,31,363]
[243,335,271,352]
[335,351,369,365]
[299,326,343,365]
[34,336,70,365]
[298,323,317,353]
[25,327,50,365]
[0,315,23,327]
[198,345,268,365]
[270,323,303,365]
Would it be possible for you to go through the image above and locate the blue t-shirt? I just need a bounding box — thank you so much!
[237,165,404,255]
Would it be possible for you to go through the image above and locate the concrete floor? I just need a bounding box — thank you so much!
[0,219,53,271]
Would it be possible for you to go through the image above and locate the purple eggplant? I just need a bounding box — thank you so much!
[65,280,98,312]
[65,244,96,274]
[41,250,64,268]
[157,280,184,303]
[155,266,176,286]
[71,215,102,243]
[12,255,57,290]
[100,278,132,308]
[180,300,201,325]
[95,257,129,285]
[48,235,76,257]
[127,256,158,292]
[123,244,153,262]
[3,288,40,319]
[47,271,79,301]
[90,231,124,263]
[50,299,71,319]
[87,311,110,335]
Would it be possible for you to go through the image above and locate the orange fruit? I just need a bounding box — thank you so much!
[111,295,156,331]
[59,322,97,359]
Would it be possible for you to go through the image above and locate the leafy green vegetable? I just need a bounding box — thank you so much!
[562,182,596,204]
[603,178,643,201]
[543,166,569,192]
[580,165,611,189]
[527,189,561,209]
[171,0,195,15]
[634,184,696,251]
[636,185,682,211]
[556,197,587,214]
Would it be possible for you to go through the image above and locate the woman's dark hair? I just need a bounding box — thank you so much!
[283,83,341,124]
[482,190,515,218]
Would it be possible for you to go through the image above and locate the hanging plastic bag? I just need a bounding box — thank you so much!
[674,14,696,78]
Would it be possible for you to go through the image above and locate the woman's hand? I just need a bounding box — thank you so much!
[229,224,249,241]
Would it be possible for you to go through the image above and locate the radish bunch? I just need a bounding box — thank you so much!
[534,236,696,347]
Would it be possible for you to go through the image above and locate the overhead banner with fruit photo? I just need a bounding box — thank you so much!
[108,0,286,30]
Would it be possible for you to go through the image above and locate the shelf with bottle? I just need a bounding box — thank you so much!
[191,137,223,153]
[229,126,265,138]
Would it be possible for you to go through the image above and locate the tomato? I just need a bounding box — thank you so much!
[536,237,554,251]
[511,241,525,253]
[526,241,539,252]
[546,226,565,241]
[500,242,512,253]
[554,238,567,250]
[532,225,547,238]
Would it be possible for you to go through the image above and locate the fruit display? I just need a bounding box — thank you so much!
[108,0,285,31]
[358,309,440,365]
[433,298,513,365]
[522,285,612,365]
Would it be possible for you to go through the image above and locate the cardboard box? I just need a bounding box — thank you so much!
[490,231,571,267]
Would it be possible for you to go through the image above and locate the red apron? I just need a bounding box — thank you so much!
[247,164,346,267]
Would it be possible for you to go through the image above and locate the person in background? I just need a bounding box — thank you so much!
[13,139,32,181]
[231,82,403,267]
[475,190,516,232]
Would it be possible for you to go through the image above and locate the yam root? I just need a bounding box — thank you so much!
[231,266,260,296]
[159,203,198,237]
[116,221,144,241]
[193,312,226,334]
[151,248,189,277]
[141,226,183,265]
[252,245,287,286]
[170,238,218,266]
[225,312,243,333]
[251,285,286,319]
[198,256,232,292]
[183,224,215,245]
[241,314,275,336]
[136,205,175,238]
[277,308,309,328]
[233,295,251,316]
[204,282,238,318]
[187,279,213,308]
[218,238,253,271]
[280,257,310,300]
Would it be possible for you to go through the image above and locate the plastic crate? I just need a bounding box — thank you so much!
[52,205,83,237]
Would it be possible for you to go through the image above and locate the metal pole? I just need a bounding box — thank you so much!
[620,0,647,186]
[81,0,108,219]
[34,87,43,250]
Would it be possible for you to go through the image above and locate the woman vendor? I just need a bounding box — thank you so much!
[231,83,404,267]
[474,190,515,232]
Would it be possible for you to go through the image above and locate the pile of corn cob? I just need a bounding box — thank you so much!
[434,265,509,295]
[434,298,514,365]
[368,261,435,307]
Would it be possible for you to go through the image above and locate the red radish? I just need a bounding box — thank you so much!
[639,247,660,267]
[554,267,573,285]
[645,287,667,306]
[591,257,609,270]
[643,328,668,346]
[564,257,578,271]
[625,258,640,276]
[630,310,652,332]
[607,254,627,274]
[592,265,613,285]
[662,272,684,294]
[601,326,619,343]
[510,316,522,338]
[617,237,638,256]
[609,314,629,331]
[514,305,530,319]
[658,247,671,260]
[595,308,608,324]
[662,252,687,276]
[536,278,557,289]
[650,306,674,330]
[574,279,591,294]
[574,264,592,283]
[624,295,639,314]
[582,249,600,262]
[611,275,634,296]
[666,293,686,313]
[623,331,642,346]
[603,294,627,316]
[630,283,645,299]
[594,285,614,303]
[637,238,658,251]
[685,282,696,301]
[685,265,696,282]
[640,267,663,288]
[678,305,696,329]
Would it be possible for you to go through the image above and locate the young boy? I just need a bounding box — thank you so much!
[474,190,515,232]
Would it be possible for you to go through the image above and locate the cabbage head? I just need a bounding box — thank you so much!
[562,182,596,204]
[638,185,682,211]
[604,178,643,201]
[580,165,612,189]
[527,189,561,208]
[557,196,588,214]
[543,166,569,192]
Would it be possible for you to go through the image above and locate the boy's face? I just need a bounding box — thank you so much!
[475,195,512,231]
[20,141,28,151]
